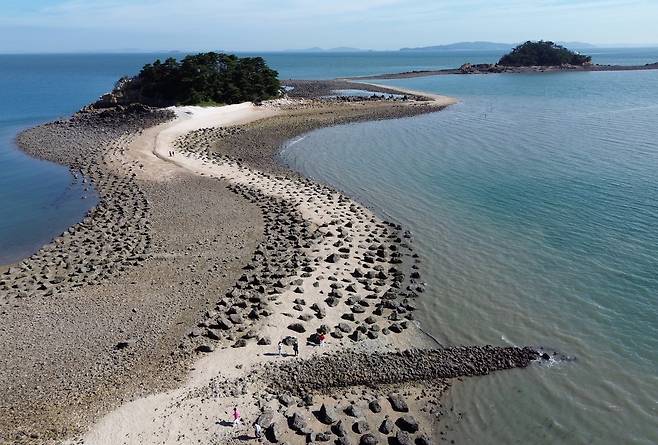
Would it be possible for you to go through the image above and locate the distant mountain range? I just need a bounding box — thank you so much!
[401,42,513,51]
[400,41,597,52]
[271,42,639,54]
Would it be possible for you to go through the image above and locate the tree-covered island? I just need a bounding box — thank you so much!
[498,41,592,66]
[96,52,281,108]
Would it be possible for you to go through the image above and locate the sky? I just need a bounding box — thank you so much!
[1,0,657,53]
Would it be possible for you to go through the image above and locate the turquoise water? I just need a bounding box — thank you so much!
[281,70,658,443]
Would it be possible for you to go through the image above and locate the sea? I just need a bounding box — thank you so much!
[1,48,657,444]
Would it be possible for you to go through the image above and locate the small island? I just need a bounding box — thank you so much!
[349,40,658,79]
[95,52,281,108]
[498,40,592,67]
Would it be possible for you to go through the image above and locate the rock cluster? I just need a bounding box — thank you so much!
[174,125,428,351]
[187,185,313,352]
[2,106,173,302]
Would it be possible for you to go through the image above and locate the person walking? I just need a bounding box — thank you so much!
[293,341,299,357]
[277,340,284,356]
[232,406,241,427]
[253,421,262,438]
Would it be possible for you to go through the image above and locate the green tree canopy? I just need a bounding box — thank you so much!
[499,41,592,67]
[123,52,281,106]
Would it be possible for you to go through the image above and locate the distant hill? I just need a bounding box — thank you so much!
[400,42,514,51]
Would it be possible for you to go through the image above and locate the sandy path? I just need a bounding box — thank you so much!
[114,103,279,182]
[76,100,431,445]
[348,81,458,106]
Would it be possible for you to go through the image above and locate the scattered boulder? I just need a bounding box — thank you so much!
[267,422,282,443]
[395,430,414,445]
[318,403,339,424]
[257,411,276,429]
[333,420,348,437]
[353,420,370,434]
[288,412,308,432]
[336,436,352,445]
[368,399,382,413]
[115,338,137,350]
[396,415,419,433]
[258,336,272,345]
[288,323,306,333]
[345,404,362,418]
[379,418,394,435]
[279,393,295,407]
[388,393,409,412]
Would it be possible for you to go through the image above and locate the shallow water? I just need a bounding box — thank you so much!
[281,70,658,444]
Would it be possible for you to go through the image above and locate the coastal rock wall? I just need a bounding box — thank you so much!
[263,347,539,396]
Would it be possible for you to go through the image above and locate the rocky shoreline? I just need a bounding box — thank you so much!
[347,61,658,80]
[1,84,541,445]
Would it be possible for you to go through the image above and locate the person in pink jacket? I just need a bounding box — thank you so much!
[232,406,241,427]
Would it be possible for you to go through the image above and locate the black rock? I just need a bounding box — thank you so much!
[395,430,414,445]
[258,336,272,345]
[115,338,137,350]
[368,399,382,413]
[232,339,247,348]
[396,415,419,433]
[267,422,282,443]
[345,404,362,417]
[333,420,348,437]
[288,323,306,333]
[257,411,276,429]
[318,403,339,424]
[279,393,295,407]
[379,419,394,435]
[388,393,408,412]
[289,412,308,432]
[353,420,370,434]
[360,433,378,445]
